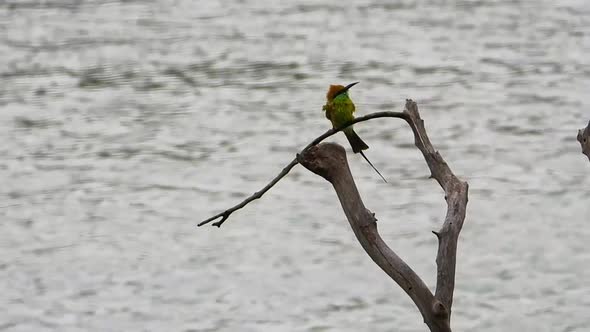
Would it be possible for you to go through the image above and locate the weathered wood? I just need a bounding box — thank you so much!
[298,100,468,332]
[577,120,590,162]
[402,101,468,317]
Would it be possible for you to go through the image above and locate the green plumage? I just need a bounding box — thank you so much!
[325,92,368,153]
[330,93,356,128]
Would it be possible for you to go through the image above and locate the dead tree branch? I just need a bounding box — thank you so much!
[199,111,407,227]
[577,120,590,162]
[297,100,468,332]
[199,158,299,227]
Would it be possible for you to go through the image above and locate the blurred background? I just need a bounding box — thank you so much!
[1,0,589,331]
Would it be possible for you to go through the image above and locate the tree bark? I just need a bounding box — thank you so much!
[297,100,468,332]
[578,120,590,162]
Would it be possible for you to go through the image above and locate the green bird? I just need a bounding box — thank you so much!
[323,82,387,182]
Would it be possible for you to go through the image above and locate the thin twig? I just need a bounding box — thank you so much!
[199,158,298,227]
[198,111,408,227]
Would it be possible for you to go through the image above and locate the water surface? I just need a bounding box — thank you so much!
[1,1,589,331]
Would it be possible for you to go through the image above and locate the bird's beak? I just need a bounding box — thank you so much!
[343,81,359,92]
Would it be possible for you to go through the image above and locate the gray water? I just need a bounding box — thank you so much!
[1,1,589,331]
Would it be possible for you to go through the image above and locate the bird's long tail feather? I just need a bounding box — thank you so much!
[359,150,387,183]
[344,129,369,154]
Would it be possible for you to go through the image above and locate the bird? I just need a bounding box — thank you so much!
[322,82,387,182]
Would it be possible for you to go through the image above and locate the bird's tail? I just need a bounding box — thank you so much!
[344,129,369,153]
[344,129,387,183]
[359,150,387,183]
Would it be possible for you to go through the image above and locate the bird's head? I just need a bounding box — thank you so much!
[326,82,359,101]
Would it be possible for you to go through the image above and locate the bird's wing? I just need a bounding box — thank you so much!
[323,102,333,121]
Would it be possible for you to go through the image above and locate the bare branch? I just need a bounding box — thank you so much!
[403,100,469,318]
[577,120,590,162]
[199,111,408,227]
[298,100,468,332]
[198,158,298,227]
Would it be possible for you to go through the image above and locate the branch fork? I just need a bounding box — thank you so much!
[297,100,468,332]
